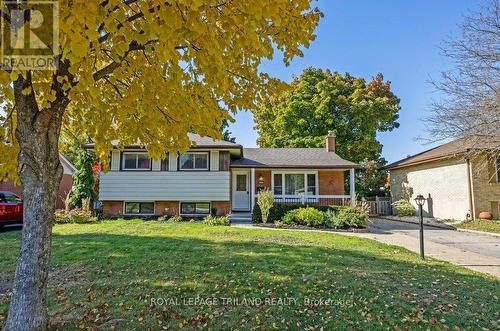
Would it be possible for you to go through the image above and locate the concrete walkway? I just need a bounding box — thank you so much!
[342,218,500,277]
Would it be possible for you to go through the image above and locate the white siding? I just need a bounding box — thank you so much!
[168,154,177,171]
[152,160,161,171]
[111,151,120,171]
[99,171,230,201]
[390,158,469,220]
[211,151,219,171]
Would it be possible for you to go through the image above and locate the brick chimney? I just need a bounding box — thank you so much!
[326,131,336,152]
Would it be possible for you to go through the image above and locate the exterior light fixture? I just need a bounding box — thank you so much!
[414,194,426,259]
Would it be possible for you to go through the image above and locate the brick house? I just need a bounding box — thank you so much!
[0,154,76,209]
[85,133,358,217]
[386,136,500,220]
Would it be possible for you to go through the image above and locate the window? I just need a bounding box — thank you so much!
[124,202,154,214]
[219,151,230,171]
[285,174,305,195]
[236,174,247,191]
[179,152,209,170]
[5,193,21,203]
[0,193,21,203]
[161,156,169,171]
[273,172,317,196]
[180,202,210,214]
[307,174,317,195]
[273,174,283,195]
[122,152,151,170]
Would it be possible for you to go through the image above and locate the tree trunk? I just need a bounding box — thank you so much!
[4,74,64,331]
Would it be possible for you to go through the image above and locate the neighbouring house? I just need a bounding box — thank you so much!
[85,133,358,217]
[386,136,500,220]
[0,154,76,209]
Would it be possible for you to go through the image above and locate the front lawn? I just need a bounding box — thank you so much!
[455,219,500,234]
[0,220,498,330]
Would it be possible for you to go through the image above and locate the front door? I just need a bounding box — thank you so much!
[232,171,250,211]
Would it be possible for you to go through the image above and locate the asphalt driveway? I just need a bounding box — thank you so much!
[345,218,500,277]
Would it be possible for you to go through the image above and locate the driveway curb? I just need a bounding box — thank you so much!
[375,216,456,230]
[455,227,500,238]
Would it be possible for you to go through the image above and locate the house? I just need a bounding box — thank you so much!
[87,133,358,217]
[386,136,500,220]
[0,154,76,209]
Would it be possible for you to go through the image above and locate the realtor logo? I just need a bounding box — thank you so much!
[1,0,59,70]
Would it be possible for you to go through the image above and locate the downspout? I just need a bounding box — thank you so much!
[466,158,475,220]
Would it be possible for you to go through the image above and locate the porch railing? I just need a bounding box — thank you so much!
[273,195,353,207]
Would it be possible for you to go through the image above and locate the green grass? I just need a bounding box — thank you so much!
[0,220,498,330]
[455,219,500,234]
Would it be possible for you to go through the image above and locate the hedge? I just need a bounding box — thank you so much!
[252,203,341,223]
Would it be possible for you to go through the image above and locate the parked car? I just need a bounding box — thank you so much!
[0,191,23,228]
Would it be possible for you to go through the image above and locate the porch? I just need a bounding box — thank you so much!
[231,167,356,212]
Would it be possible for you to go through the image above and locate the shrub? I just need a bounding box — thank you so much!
[256,189,274,223]
[54,209,98,224]
[336,206,367,228]
[274,220,284,228]
[71,150,97,208]
[392,199,416,217]
[283,207,325,227]
[157,216,167,222]
[167,215,183,223]
[203,215,230,226]
[324,210,344,229]
[252,204,340,223]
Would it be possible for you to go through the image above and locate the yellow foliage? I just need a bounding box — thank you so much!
[0,0,321,180]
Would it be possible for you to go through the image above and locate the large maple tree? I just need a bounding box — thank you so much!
[0,1,321,329]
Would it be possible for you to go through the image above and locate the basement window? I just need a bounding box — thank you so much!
[180,202,210,215]
[124,202,154,215]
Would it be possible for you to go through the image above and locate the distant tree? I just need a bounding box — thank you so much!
[253,68,401,163]
[221,119,236,143]
[356,159,389,197]
[71,150,97,208]
[427,0,500,147]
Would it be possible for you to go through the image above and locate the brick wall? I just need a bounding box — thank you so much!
[0,174,73,210]
[255,170,271,193]
[318,171,345,195]
[212,201,231,215]
[155,201,180,216]
[102,200,232,216]
[471,153,500,219]
[102,201,123,215]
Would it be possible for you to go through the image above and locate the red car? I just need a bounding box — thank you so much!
[0,191,23,228]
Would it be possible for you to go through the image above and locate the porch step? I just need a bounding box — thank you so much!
[228,213,253,223]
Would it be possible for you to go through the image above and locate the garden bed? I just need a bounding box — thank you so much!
[252,222,368,233]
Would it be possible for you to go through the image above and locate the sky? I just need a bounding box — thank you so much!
[228,0,485,163]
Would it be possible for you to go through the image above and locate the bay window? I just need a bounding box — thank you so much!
[179,152,209,170]
[273,172,317,196]
[122,152,151,170]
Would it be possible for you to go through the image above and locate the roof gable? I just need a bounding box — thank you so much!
[385,136,500,170]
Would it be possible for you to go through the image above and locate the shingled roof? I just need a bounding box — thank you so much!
[82,133,242,150]
[231,148,358,169]
[385,136,500,170]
